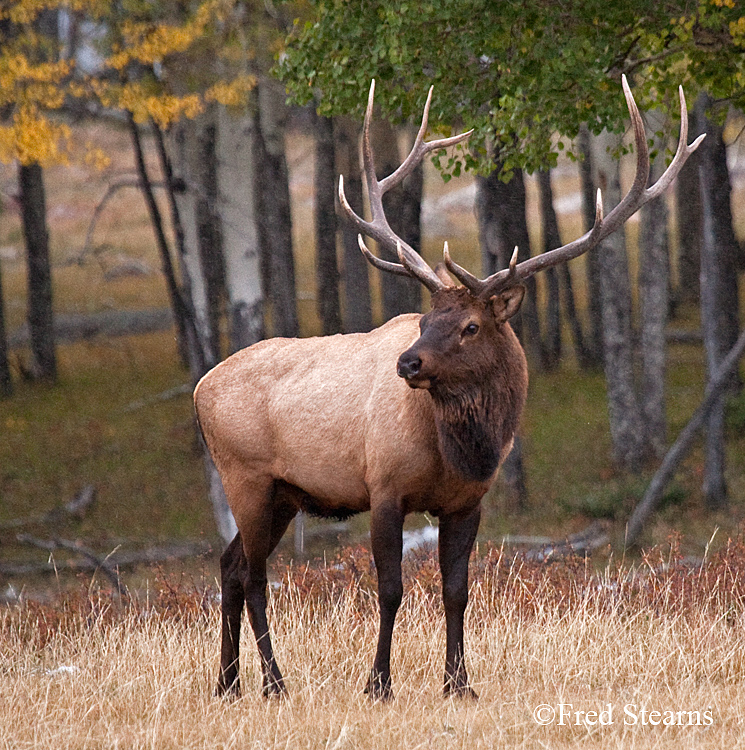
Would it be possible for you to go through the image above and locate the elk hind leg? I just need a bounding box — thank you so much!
[240,482,299,697]
[217,533,246,698]
[217,478,298,698]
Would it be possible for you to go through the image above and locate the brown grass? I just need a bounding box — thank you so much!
[3,540,745,748]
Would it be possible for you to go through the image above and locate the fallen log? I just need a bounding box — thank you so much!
[8,308,174,349]
[0,539,213,579]
[121,383,191,413]
[666,328,703,345]
[519,521,611,562]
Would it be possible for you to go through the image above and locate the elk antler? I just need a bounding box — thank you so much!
[338,80,473,293]
[443,75,706,298]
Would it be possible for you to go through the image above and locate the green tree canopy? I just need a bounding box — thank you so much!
[279,0,745,177]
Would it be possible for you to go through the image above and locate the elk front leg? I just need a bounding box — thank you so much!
[366,501,404,701]
[439,503,481,699]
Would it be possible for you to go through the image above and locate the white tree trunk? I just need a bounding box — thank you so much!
[578,125,604,367]
[205,454,238,544]
[216,105,264,353]
[626,329,745,545]
[171,108,253,544]
[255,76,298,338]
[335,116,373,333]
[639,125,670,458]
[697,97,728,509]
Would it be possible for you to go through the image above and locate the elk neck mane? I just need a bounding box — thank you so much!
[427,316,527,484]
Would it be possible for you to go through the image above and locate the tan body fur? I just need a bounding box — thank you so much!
[195,313,525,524]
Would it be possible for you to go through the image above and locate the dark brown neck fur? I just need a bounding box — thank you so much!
[429,323,527,482]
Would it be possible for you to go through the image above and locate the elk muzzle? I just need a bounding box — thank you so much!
[397,348,433,389]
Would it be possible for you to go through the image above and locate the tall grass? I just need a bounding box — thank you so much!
[3,540,745,749]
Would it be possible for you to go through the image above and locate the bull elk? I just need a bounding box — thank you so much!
[194,76,703,700]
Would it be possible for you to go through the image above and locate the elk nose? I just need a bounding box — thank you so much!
[397,352,422,380]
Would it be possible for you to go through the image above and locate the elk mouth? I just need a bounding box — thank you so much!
[397,349,438,389]
[401,374,434,390]
[396,362,436,389]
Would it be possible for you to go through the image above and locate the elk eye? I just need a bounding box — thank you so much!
[463,323,479,336]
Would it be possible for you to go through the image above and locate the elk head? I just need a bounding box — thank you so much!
[338,78,704,385]
[395,277,525,392]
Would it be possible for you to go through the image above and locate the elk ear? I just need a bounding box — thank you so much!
[490,285,525,323]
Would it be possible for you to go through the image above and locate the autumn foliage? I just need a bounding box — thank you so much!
[0,0,258,166]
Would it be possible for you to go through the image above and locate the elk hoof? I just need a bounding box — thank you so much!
[446,685,479,701]
[215,676,241,701]
[262,676,287,700]
[365,671,394,702]
[444,676,478,701]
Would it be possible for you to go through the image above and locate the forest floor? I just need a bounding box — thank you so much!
[0,115,744,604]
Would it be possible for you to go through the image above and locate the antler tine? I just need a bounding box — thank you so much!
[463,76,703,299]
[506,246,519,278]
[338,79,474,294]
[444,241,523,296]
[379,87,473,194]
[484,192,604,297]
[644,84,706,202]
[338,174,375,239]
[346,79,444,291]
[360,79,383,211]
[442,241,485,294]
[590,75,705,244]
[589,73,650,243]
[357,235,414,278]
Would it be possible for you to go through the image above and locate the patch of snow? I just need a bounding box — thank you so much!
[402,525,439,557]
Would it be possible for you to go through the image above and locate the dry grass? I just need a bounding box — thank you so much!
[3,540,745,749]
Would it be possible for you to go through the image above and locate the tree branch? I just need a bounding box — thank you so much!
[16,533,126,595]
[625,329,745,547]
[2,539,213,582]
[74,177,163,264]
[0,485,96,531]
